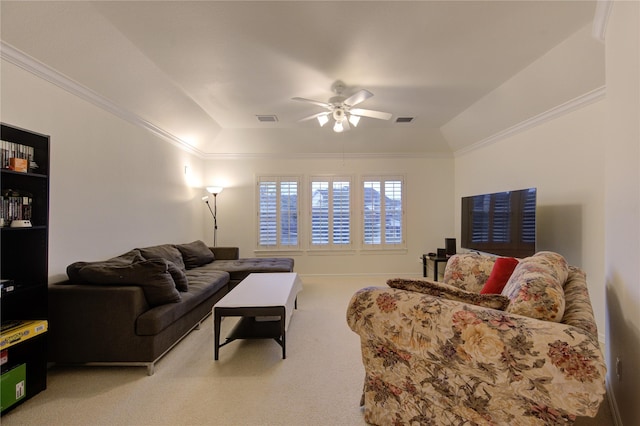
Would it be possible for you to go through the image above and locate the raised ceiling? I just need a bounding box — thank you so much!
[1,1,599,156]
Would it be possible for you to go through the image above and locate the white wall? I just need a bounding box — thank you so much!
[204,155,454,275]
[1,60,206,282]
[604,2,640,425]
[454,100,606,340]
[442,23,605,151]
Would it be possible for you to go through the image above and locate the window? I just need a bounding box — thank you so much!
[257,176,299,249]
[310,177,352,249]
[362,176,404,248]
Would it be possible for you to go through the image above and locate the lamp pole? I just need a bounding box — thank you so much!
[212,193,218,247]
[204,186,224,246]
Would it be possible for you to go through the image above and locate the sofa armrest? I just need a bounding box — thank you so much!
[48,282,151,363]
[347,286,606,424]
[210,246,239,260]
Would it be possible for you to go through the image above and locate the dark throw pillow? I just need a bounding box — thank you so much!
[174,240,215,269]
[387,278,510,311]
[138,244,186,271]
[480,257,519,294]
[77,258,181,306]
[167,261,189,292]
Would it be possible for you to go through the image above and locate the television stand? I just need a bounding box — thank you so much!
[422,254,448,281]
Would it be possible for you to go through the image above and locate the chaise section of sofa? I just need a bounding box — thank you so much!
[204,247,295,288]
[48,241,294,374]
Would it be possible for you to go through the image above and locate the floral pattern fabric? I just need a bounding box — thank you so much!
[347,264,605,426]
[502,251,569,322]
[443,253,497,293]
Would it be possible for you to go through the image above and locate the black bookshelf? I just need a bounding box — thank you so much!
[1,123,49,414]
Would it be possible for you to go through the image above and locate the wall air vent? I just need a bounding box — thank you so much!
[395,117,414,123]
[256,115,278,122]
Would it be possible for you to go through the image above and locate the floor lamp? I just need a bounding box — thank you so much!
[203,186,224,246]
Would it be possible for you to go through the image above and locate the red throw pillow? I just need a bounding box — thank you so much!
[480,257,519,294]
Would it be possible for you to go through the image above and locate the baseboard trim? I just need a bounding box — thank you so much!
[299,272,422,278]
[606,376,624,426]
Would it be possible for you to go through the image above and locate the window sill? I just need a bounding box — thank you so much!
[307,249,356,256]
[360,247,408,255]
[253,249,303,257]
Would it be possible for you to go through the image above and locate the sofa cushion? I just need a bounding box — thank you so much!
[501,251,568,322]
[480,257,519,294]
[136,270,230,336]
[175,240,215,269]
[138,244,186,271]
[66,249,144,283]
[76,258,181,307]
[443,253,497,293]
[167,261,189,292]
[387,278,510,311]
[200,258,295,282]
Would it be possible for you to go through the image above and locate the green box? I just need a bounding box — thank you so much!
[1,363,26,411]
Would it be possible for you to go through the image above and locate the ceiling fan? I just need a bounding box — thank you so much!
[292,81,392,132]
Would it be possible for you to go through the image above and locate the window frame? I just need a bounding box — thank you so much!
[308,175,353,251]
[361,175,406,250]
[256,175,301,250]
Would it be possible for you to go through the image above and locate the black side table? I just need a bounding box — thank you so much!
[422,254,449,281]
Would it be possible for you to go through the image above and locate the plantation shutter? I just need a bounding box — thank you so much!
[310,177,351,248]
[363,176,404,248]
[257,177,299,249]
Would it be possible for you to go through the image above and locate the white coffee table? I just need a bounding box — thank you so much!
[213,272,302,360]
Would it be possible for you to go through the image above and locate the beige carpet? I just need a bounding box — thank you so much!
[1,275,614,426]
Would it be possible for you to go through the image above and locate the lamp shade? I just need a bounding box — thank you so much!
[317,115,329,127]
[206,186,224,195]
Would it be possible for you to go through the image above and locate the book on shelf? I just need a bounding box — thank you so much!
[0,189,32,227]
[0,320,48,350]
[0,140,35,171]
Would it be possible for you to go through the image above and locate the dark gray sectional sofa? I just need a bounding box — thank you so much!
[48,241,294,374]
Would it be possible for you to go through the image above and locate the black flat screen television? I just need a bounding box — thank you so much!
[461,188,537,258]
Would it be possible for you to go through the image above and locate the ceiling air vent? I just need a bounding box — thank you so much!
[256,115,278,122]
[395,117,414,123]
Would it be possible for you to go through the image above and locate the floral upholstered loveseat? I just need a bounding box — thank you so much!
[347,252,606,425]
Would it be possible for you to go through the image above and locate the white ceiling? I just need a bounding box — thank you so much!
[0,1,598,156]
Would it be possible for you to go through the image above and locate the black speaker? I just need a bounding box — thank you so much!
[445,238,456,256]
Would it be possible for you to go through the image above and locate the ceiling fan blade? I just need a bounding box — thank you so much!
[350,108,393,120]
[298,111,329,122]
[291,97,331,108]
[342,118,351,131]
[343,89,373,107]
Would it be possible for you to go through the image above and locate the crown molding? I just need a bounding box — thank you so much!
[592,0,613,42]
[1,42,454,161]
[0,41,204,157]
[202,151,452,160]
[454,86,606,157]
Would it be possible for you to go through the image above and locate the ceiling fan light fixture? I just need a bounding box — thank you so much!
[293,81,392,133]
[317,114,329,127]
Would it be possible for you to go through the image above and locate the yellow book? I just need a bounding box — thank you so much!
[0,320,48,349]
